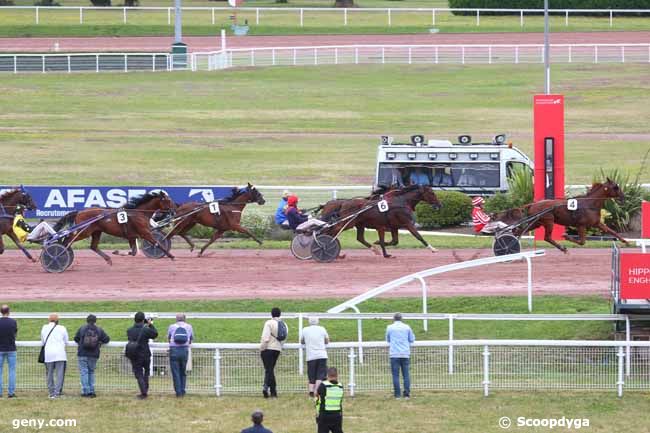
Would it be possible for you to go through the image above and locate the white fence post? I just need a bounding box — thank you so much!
[462,46,465,64]
[348,347,356,397]
[67,55,71,73]
[488,46,492,64]
[565,10,569,26]
[595,45,598,64]
[609,9,613,27]
[293,48,296,65]
[41,55,45,74]
[298,313,304,376]
[124,54,128,72]
[357,318,363,364]
[520,10,523,27]
[256,8,259,25]
[314,48,318,65]
[448,315,454,374]
[272,48,276,66]
[344,8,347,26]
[418,276,427,331]
[251,50,255,66]
[435,46,439,64]
[515,46,519,64]
[96,54,99,73]
[335,47,338,65]
[625,316,630,376]
[408,47,412,65]
[621,46,625,63]
[211,8,215,25]
[617,346,624,397]
[482,345,490,397]
[568,45,572,63]
[214,348,222,396]
[80,7,83,24]
[387,8,391,26]
[476,9,480,26]
[381,47,385,64]
[35,6,39,24]
[152,54,156,72]
[526,256,533,312]
[168,7,171,25]
[13,55,17,74]
[300,8,303,27]
[432,9,435,25]
[355,47,359,64]
[123,7,127,24]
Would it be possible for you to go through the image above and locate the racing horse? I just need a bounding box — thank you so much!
[321,185,441,258]
[53,191,176,264]
[166,183,266,257]
[0,188,38,261]
[494,178,629,253]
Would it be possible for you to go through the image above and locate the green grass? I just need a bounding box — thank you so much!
[1,64,649,187]
[7,296,614,343]
[2,391,649,433]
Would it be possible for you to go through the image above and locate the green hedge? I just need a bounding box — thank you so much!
[448,0,650,15]
[415,191,472,229]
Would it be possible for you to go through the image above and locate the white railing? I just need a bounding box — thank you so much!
[3,44,650,73]
[12,339,650,397]
[1,6,649,28]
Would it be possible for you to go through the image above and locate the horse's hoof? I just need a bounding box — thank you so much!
[31,258,37,263]
[106,259,113,266]
[189,247,194,252]
[338,254,347,259]
[384,254,394,259]
[112,250,120,256]
[429,247,438,253]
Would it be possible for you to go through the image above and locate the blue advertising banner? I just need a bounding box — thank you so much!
[0,186,235,219]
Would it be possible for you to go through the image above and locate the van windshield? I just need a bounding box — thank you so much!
[378,163,500,188]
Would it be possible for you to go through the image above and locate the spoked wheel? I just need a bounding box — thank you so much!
[493,232,521,256]
[311,234,341,263]
[291,234,313,260]
[142,230,171,259]
[40,243,74,273]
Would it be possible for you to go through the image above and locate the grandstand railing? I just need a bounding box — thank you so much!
[12,339,650,397]
[1,6,650,28]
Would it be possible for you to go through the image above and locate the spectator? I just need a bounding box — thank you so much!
[432,167,453,186]
[286,195,308,230]
[409,167,431,186]
[73,314,110,398]
[241,410,273,433]
[385,312,415,399]
[0,304,17,398]
[126,312,158,399]
[274,190,291,227]
[167,313,193,397]
[315,367,345,433]
[301,316,330,397]
[40,313,69,399]
[260,307,288,398]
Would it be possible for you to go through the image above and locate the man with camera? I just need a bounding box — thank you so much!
[125,312,158,399]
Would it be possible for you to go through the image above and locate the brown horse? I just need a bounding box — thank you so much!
[494,178,629,253]
[0,188,38,261]
[167,183,266,256]
[53,191,176,264]
[321,185,441,258]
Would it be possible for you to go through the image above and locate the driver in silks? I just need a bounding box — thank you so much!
[471,196,507,235]
[287,195,327,233]
[12,204,56,243]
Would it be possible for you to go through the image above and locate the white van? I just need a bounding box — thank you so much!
[374,134,533,195]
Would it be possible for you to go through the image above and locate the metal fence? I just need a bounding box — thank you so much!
[1,6,649,28]
[12,340,650,397]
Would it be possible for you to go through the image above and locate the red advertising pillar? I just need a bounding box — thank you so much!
[533,95,565,241]
[642,201,650,239]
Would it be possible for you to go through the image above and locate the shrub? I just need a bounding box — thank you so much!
[0,0,15,5]
[90,0,111,6]
[415,191,472,229]
[594,168,645,232]
[507,165,534,207]
[484,192,514,214]
[34,0,60,5]
[448,0,650,16]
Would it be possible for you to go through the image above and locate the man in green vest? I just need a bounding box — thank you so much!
[315,367,344,433]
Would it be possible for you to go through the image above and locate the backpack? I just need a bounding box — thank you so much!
[275,320,288,342]
[172,326,189,345]
[125,328,145,360]
[81,326,100,351]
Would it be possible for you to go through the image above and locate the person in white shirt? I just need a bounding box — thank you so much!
[260,307,288,398]
[301,316,330,397]
[40,313,69,399]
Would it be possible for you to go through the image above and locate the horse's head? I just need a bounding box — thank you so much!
[601,177,625,203]
[0,189,37,211]
[245,183,266,205]
[18,190,37,211]
[157,192,176,212]
[419,185,442,210]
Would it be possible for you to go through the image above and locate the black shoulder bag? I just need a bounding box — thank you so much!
[38,324,57,364]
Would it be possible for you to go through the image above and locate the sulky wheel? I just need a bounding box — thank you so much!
[310,234,341,263]
[142,230,171,259]
[492,232,521,256]
[40,243,74,273]
[291,234,313,260]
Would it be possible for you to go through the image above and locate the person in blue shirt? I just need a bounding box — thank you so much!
[409,167,431,186]
[241,410,273,433]
[385,312,415,399]
[274,190,291,227]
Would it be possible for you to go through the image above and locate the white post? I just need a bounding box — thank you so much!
[256,8,259,25]
[348,347,356,397]
[152,54,156,71]
[251,50,255,66]
[80,7,83,24]
[526,256,533,312]
[314,48,318,65]
[609,9,613,27]
[435,46,438,64]
[300,8,303,27]
[488,46,492,64]
[293,49,297,65]
[335,47,338,65]
[272,48,276,66]
[357,318,363,364]
[617,346,624,397]
[211,8,215,25]
[621,46,625,63]
[344,8,347,26]
[448,315,454,374]
[432,9,435,26]
[568,45,572,63]
[123,7,127,24]
[595,46,598,64]
[408,47,412,65]
[381,47,385,64]
[482,345,490,397]
[462,46,465,64]
[67,55,71,73]
[520,10,523,27]
[355,47,359,64]
[298,313,304,375]
[13,55,17,74]
[214,348,221,396]
[168,7,171,25]
[35,7,39,24]
[515,46,519,64]
[387,8,391,26]
[625,316,630,377]
[565,10,569,26]
[418,276,427,331]
[41,55,45,73]
[124,54,128,72]
[332,189,337,200]
[476,9,480,26]
[221,29,226,51]
[96,54,99,72]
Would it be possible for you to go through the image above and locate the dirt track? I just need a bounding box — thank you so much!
[0,248,610,301]
[1,31,649,52]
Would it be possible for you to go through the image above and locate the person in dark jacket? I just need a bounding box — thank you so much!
[286,195,308,230]
[126,312,158,399]
[241,410,273,433]
[0,305,18,398]
[73,314,110,398]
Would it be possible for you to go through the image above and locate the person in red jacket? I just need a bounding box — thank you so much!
[471,197,507,234]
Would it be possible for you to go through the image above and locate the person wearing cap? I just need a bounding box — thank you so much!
[286,195,309,231]
[74,314,110,398]
[0,305,18,398]
[40,313,69,399]
[12,204,56,243]
[241,410,273,433]
[386,313,415,399]
[472,196,507,234]
[274,190,291,228]
[301,316,330,397]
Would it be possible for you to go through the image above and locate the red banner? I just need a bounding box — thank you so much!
[533,95,565,241]
[620,253,650,300]
[642,201,650,239]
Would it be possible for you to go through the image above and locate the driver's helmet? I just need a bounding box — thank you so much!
[15,204,25,213]
[472,197,485,207]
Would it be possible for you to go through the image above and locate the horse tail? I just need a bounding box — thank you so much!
[53,211,78,232]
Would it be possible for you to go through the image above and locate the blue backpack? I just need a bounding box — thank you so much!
[173,326,189,345]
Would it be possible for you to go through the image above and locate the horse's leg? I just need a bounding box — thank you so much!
[90,231,112,265]
[232,224,263,245]
[356,225,379,255]
[179,233,196,252]
[374,228,399,246]
[175,222,197,252]
[403,222,437,253]
[6,232,35,262]
[0,235,4,255]
[597,222,631,245]
[542,221,567,253]
[563,226,587,245]
[199,230,225,257]
[377,228,393,259]
[128,238,138,256]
